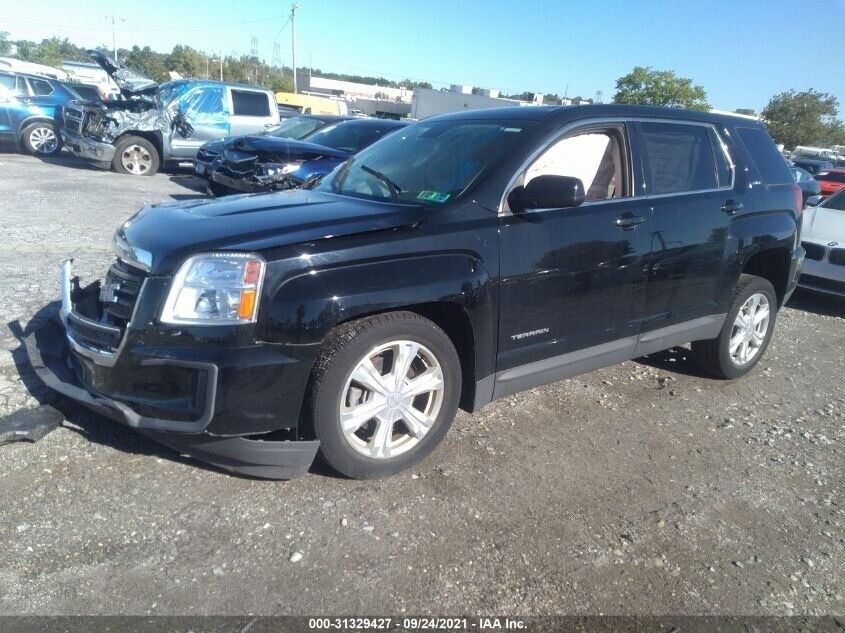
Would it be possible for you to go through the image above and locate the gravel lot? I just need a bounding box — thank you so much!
[0,151,843,617]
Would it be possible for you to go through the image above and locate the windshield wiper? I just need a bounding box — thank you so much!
[360,164,402,201]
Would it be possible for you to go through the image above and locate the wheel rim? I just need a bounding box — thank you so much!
[121,144,152,175]
[729,292,770,366]
[29,126,58,154]
[340,340,445,459]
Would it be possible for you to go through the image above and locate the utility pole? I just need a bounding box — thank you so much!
[105,14,124,60]
[291,3,298,93]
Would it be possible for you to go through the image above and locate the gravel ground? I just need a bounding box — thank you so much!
[0,151,843,616]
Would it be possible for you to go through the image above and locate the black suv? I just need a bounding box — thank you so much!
[27,105,805,480]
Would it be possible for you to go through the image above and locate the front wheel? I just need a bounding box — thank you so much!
[22,122,62,156]
[112,135,160,176]
[305,312,461,479]
[692,274,777,379]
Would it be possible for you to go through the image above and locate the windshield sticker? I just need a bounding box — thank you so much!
[417,190,451,203]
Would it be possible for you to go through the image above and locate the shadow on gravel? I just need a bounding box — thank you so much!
[634,346,711,378]
[6,303,334,482]
[34,153,100,171]
[787,288,845,318]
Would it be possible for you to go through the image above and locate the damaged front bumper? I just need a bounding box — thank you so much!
[24,261,319,479]
[61,129,115,169]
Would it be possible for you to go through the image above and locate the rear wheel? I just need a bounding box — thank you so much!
[112,135,160,176]
[692,274,777,379]
[22,122,62,156]
[306,312,461,479]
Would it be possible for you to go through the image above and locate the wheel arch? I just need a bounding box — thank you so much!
[17,116,56,143]
[741,247,792,307]
[115,130,163,161]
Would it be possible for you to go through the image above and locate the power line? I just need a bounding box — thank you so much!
[3,15,288,32]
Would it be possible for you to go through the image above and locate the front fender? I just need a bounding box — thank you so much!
[260,252,491,346]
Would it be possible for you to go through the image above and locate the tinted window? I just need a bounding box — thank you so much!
[641,122,719,194]
[821,189,845,210]
[29,78,54,96]
[231,90,270,117]
[526,129,629,200]
[67,84,101,101]
[737,126,792,184]
[305,122,399,153]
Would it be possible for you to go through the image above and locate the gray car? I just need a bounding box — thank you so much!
[61,51,279,176]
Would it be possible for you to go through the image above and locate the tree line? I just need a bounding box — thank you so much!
[1,33,842,149]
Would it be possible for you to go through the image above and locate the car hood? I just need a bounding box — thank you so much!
[119,188,421,274]
[88,49,158,96]
[222,135,351,162]
[802,205,845,244]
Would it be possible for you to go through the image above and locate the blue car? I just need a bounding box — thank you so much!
[207,117,409,195]
[0,70,80,156]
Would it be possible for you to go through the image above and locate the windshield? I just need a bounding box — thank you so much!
[315,119,534,205]
[304,122,398,153]
[265,116,329,140]
[821,189,845,210]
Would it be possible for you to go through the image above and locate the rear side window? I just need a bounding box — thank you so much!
[29,78,54,96]
[231,90,271,117]
[0,73,14,90]
[641,122,720,194]
[736,126,792,184]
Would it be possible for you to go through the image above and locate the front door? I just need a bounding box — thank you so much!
[169,84,230,160]
[496,122,652,396]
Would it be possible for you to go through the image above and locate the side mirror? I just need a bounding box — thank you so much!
[509,175,585,212]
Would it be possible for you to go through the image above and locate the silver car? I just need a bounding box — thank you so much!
[799,189,845,297]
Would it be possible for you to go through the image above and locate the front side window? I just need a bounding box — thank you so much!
[178,85,228,126]
[316,119,534,205]
[820,189,845,210]
[28,78,54,96]
[525,127,629,200]
[641,122,720,195]
[231,90,271,117]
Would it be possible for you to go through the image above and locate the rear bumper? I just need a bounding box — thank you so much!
[61,129,114,168]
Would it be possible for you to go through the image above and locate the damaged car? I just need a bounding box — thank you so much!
[207,117,408,195]
[62,51,279,176]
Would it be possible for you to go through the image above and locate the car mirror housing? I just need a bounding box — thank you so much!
[510,175,585,212]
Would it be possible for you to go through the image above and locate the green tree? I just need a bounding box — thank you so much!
[762,89,845,149]
[0,32,11,56]
[613,66,709,110]
[126,45,169,82]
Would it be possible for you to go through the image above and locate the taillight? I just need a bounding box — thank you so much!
[790,183,803,216]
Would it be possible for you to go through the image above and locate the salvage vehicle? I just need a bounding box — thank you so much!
[0,69,80,156]
[799,188,845,297]
[207,118,408,195]
[194,114,351,179]
[62,51,279,176]
[27,105,804,480]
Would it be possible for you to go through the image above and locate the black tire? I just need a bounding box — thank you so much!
[692,274,777,379]
[305,312,461,479]
[21,121,63,156]
[112,135,160,176]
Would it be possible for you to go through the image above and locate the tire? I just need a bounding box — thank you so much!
[692,274,777,379]
[305,312,461,479]
[112,135,160,176]
[21,121,62,156]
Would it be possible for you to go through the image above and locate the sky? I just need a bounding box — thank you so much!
[3,0,844,112]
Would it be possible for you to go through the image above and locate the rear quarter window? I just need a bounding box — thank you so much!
[231,90,271,117]
[736,126,792,184]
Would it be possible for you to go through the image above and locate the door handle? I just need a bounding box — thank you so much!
[722,200,744,215]
[614,214,645,229]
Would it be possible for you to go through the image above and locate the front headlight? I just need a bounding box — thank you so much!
[160,253,265,325]
[260,161,302,177]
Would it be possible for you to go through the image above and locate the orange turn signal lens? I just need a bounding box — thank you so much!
[238,289,257,320]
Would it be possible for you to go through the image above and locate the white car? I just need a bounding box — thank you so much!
[800,189,845,297]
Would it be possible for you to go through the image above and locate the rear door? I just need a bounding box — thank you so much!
[637,120,743,334]
[228,88,277,136]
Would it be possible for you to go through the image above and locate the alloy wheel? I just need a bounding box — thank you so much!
[729,292,770,366]
[340,340,445,459]
[29,127,58,154]
[121,144,153,175]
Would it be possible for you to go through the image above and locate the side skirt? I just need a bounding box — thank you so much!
[479,314,726,403]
